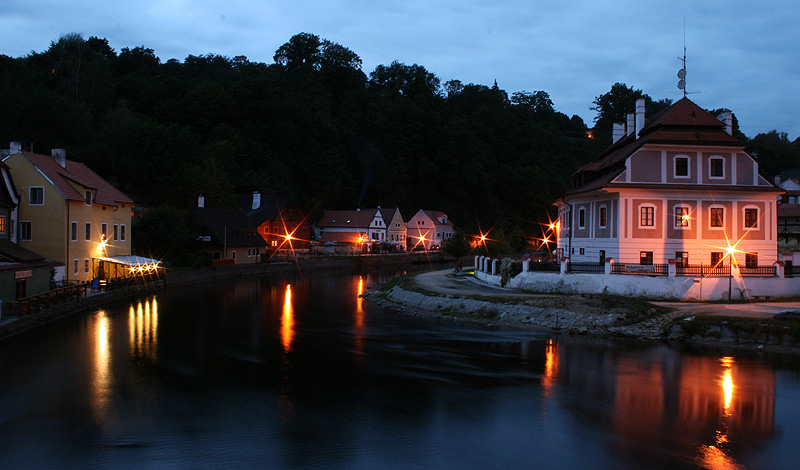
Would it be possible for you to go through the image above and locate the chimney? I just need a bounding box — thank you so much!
[9,142,22,154]
[612,123,625,144]
[252,191,261,210]
[717,111,733,135]
[198,195,205,208]
[635,98,645,138]
[626,113,635,136]
[52,149,66,168]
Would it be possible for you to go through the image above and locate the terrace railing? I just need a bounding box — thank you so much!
[676,264,731,277]
[739,265,777,277]
[567,262,604,274]
[612,263,668,276]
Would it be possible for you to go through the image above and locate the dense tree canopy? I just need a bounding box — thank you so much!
[2,32,790,245]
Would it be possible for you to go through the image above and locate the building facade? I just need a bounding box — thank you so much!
[247,192,311,252]
[554,98,782,269]
[3,144,134,282]
[406,210,454,250]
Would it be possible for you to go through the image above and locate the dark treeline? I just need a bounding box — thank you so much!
[2,32,798,238]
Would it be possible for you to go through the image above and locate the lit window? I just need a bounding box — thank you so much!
[74,259,79,275]
[0,215,5,234]
[745,253,758,268]
[674,207,690,227]
[710,208,724,228]
[640,206,654,227]
[599,206,607,228]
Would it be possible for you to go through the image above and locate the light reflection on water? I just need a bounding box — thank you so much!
[0,269,797,469]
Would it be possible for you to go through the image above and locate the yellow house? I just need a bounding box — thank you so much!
[2,143,134,283]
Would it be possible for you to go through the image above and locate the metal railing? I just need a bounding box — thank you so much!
[676,264,731,277]
[612,263,668,276]
[567,262,604,273]
[739,265,777,277]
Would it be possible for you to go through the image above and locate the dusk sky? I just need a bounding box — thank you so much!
[3,0,798,139]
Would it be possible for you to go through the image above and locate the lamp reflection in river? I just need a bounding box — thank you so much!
[128,298,158,361]
[542,339,559,397]
[696,356,742,470]
[281,284,294,353]
[92,310,111,416]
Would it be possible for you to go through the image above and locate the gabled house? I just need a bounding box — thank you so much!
[247,192,311,252]
[2,143,134,282]
[406,210,454,250]
[380,207,407,252]
[554,97,782,269]
[776,175,800,247]
[194,196,266,264]
[316,208,386,252]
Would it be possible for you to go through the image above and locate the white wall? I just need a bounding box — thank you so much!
[475,269,800,301]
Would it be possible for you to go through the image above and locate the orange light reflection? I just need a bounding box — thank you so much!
[281,284,294,353]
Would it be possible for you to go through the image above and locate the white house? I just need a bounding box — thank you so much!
[554,97,782,270]
[406,209,454,250]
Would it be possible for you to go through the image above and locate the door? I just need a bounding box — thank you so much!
[15,278,27,300]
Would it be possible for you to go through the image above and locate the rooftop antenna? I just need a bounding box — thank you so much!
[676,17,699,97]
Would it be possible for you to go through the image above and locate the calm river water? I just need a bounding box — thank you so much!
[1,268,799,469]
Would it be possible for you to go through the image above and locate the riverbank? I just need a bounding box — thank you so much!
[0,253,452,341]
[366,269,800,355]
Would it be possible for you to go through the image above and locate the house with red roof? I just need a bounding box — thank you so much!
[3,143,135,282]
[554,97,783,270]
[246,192,311,252]
[406,209,454,250]
[316,208,380,252]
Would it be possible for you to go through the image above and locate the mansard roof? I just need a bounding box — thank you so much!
[563,97,752,198]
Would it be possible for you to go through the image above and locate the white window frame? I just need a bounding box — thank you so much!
[578,208,586,229]
[709,157,725,179]
[101,223,108,239]
[673,155,690,178]
[120,225,126,242]
[639,204,656,228]
[598,205,608,229]
[85,222,92,241]
[71,221,78,241]
[74,259,79,275]
[84,259,90,274]
[743,206,759,230]
[674,205,691,229]
[709,205,725,230]
[29,186,44,205]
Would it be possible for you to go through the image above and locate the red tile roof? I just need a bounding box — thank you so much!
[17,151,133,206]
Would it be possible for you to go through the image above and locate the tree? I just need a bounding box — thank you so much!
[442,231,472,266]
[511,90,554,118]
[590,83,671,146]
[274,32,322,69]
[368,61,440,98]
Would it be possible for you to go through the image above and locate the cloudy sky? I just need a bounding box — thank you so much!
[3,0,798,139]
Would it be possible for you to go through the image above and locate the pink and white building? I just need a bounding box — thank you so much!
[554,97,782,269]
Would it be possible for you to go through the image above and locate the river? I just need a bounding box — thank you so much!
[0,268,798,469]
